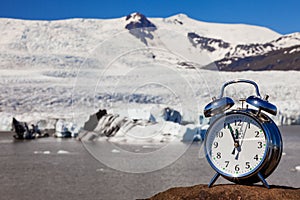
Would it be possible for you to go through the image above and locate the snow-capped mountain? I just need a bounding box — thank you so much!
[0,13,299,131]
[0,12,299,71]
[210,44,300,71]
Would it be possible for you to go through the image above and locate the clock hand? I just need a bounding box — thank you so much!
[235,128,239,140]
[228,124,239,155]
[239,120,248,147]
[235,121,248,160]
[231,129,241,155]
[231,147,236,155]
[235,146,241,160]
[228,124,237,143]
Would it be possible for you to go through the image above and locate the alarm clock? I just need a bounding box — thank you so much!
[203,79,282,188]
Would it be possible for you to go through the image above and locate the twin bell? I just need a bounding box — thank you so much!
[203,79,277,118]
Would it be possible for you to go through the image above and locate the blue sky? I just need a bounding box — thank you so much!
[0,0,299,34]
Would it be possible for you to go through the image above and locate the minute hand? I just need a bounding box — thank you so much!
[235,121,248,160]
[228,124,239,155]
[228,124,237,143]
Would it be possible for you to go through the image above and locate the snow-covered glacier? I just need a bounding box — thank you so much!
[0,13,299,132]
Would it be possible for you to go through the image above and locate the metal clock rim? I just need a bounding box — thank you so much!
[204,110,272,179]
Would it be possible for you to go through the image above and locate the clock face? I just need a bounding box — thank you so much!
[205,113,268,177]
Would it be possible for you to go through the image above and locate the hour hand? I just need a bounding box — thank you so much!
[231,140,240,155]
[229,125,240,155]
[235,146,241,160]
[235,129,239,140]
[228,124,236,143]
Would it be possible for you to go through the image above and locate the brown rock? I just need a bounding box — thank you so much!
[146,184,300,200]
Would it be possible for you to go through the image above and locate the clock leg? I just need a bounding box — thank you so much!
[258,172,270,189]
[208,173,220,188]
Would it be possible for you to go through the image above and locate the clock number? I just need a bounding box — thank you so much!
[217,131,223,138]
[254,154,259,161]
[234,120,242,126]
[245,162,250,169]
[247,122,251,128]
[258,142,263,149]
[225,161,229,167]
[255,131,260,137]
[224,123,231,129]
[235,165,240,171]
[216,152,221,159]
[213,142,218,148]
[237,120,242,126]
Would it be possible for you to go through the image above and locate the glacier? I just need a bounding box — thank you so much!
[0,13,299,134]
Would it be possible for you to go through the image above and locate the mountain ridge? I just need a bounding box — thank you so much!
[0,13,299,71]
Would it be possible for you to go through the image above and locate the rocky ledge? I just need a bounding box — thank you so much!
[147,184,300,200]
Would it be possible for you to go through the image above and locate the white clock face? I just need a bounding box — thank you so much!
[205,113,267,177]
